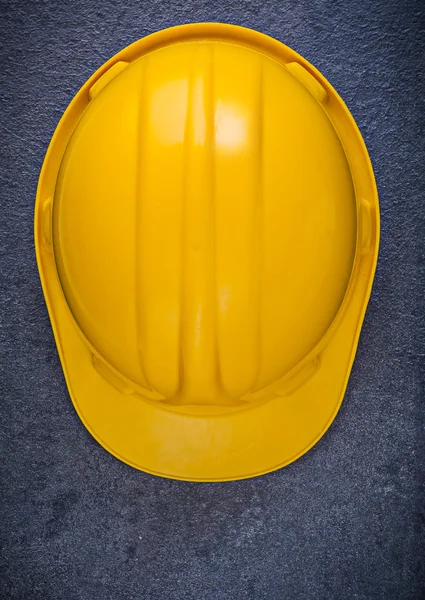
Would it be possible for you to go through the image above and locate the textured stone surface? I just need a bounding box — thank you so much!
[0,1,424,599]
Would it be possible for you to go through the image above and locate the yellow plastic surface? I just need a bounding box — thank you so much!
[35,23,379,481]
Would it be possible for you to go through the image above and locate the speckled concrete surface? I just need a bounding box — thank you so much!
[0,1,424,599]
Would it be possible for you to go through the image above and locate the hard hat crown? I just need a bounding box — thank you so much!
[54,40,356,408]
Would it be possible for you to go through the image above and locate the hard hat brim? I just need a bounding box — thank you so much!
[32,270,371,480]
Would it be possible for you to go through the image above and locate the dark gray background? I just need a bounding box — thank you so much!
[1,1,424,599]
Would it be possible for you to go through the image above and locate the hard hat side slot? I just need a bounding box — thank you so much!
[88,61,129,100]
[274,356,321,398]
[285,62,328,104]
[359,198,375,255]
[41,197,52,249]
[92,354,134,396]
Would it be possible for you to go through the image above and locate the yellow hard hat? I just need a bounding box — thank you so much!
[35,23,379,481]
